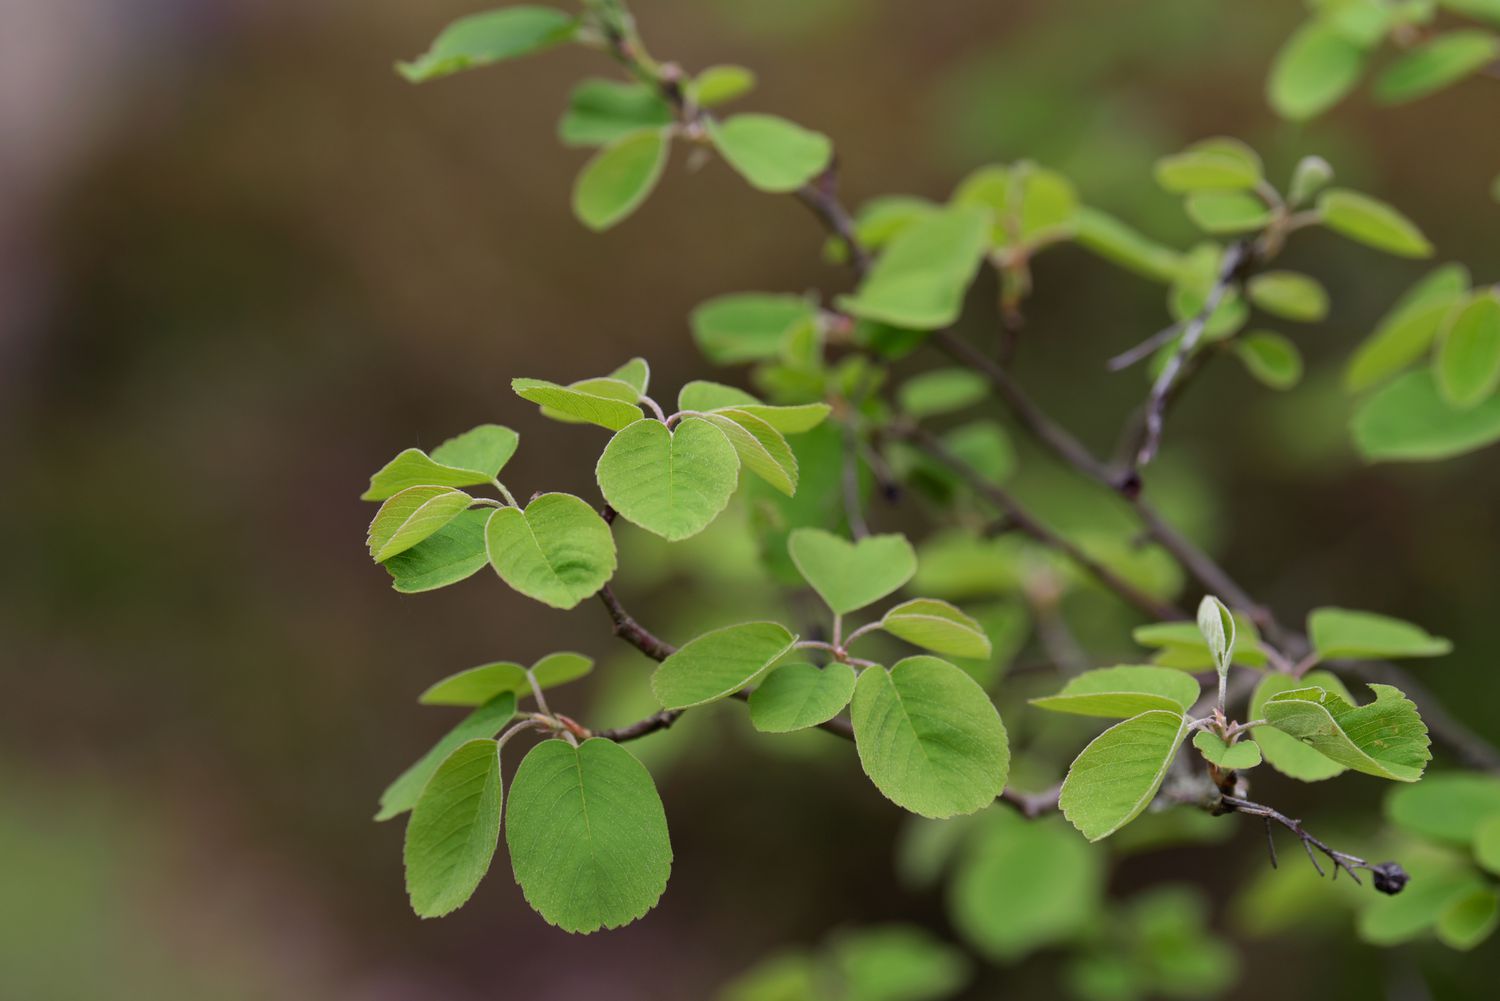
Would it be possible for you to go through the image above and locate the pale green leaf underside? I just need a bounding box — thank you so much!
[652,621,798,709]
[690,293,816,364]
[788,528,917,615]
[850,656,1010,819]
[367,486,473,562]
[1345,265,1469,393]
[506,738,671,934]
[1031,665,1200,719]
[418,652,594,706]
[485,493,617,609]
[702,409,798,496]
[404,739,502,918]
[1319,188,1434,259]
[1060,709,1188,841]
[749,661,857,732]
[429,424,521,478]
[375,692,517,821]
[879,598,992,659]
[512,377,643,430]
[1263,683,1431,782]
[597,417,741,540]
[397,7,577,83]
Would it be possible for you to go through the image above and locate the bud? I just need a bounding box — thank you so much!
[1289,156,1333,207]
[1370,861,1409,895]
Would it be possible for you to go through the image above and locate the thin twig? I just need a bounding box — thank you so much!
[1219,794,1408,894]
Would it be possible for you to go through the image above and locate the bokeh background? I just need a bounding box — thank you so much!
[4,0,1499,998]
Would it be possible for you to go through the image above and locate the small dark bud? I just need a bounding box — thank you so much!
[1117,471,1143,500]
[1371,861,1409,895]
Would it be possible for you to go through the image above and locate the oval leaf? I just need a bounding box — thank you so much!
[1373,30,1500,104]
[708,113,832,193]
[879,598,992,659]
[1247,271,1329,322]
[1234,331,1303,390]
[1308,607,1452,660]
[652,621,797,709]
[397,7,577,83]
[596,417,740,540]
[368,486,473,562]
[375,692,517,821]
[1346,265,1469,393]
[573,128,670,231]
[1263,683,1431,782]
[749,661,857,732]
[1318,188,1434,258]
[1386,773,1500,843]
[419,652,593,706]
[1060,709,1189,841]
[1436,292,1500,409]
[382,508,491,593]
[1267,22,1366,120]
[1191,731,1262,770]
[1353,369,1500,461]
[1030,665,1201,719]
[512,377,643,430]
[404,739,502,917]
[836,205,992,330]
[485,493,617,609]
[1249,670,1352,782]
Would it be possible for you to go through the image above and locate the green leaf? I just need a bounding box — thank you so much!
[362,425,520,500]
[1359,860,1486,945]
[1288,155,1335,206]
[1436,292,1500,408]
[897,368,989,419]
[1132,617,1267,669]
[506,738,671,933]
[836,206,991,330]
[702,409,798,496]
[1474,815,1500,875]
[419,652,593,706]
[1387,773,1500,843]
[404,738,502,918]
[949,812,1103,961]
[733,402,832,433]
[608,357,651,395]
[1031,665,1201,719]
[1353,369,1500,460]
[830,924,973,1001]
[572,128,670,231]
[366,486,473,562]
[382,508,491,593]
[690,293,817,364]
[1191,731,1262,770]
[1440,0,1500,26]
[512,377,643,430]
[1247,271,1329,322]
[397,7,577,83]
[1075,207,1182,283]
[485,493,617,609]
[1059,710,1189,841]
[558,78,672,147]
[1437,887,1500,950]
[847,196,940,256]
[787,528,917,615]
[1262,683,1431,781]
[1196,595,1235,676]
[748,661,857,732]
[1346,264,1469,392]
[1154,138,1262,193]
[690,64,756,107]
[375,692,517,821]
[653,621,798,709]
[1249,670,1353,782]
[596,417,740,540]
[1308,606,1452,660]
[850,656,1010,819]
[1267,21,1367,120]
[952,162,1079,248]
[1234,332,1304,390]
[1318,188,1434,258]
[678,379,760,412]
[879,599,992,659]
[941,421,1015,487]
[708,113,832,193]
[1184,190,1272,233]
[1373,30,1500,104]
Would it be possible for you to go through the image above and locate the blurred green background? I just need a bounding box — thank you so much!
[4,0,1499,998]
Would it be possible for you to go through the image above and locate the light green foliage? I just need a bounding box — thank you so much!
[708,114,832,193]
[830,925,972,1001]
[717,954,819,1001]
[362,424,519,500]
[1247,271,1329,322]
[749,661,857,732]
[1196,594,1235,676]
[652,621,798,709]
[1436,292,1500,409]
[1262,683,1430,781]
[1441,0,1500,24]
[837,206,991,329]
[609,356,651,394]
[1267,21,1367,120]
[1437,887,1500,950]
[484,493,617,609]
[1250,670,1353,781]
[1288,155,1334,206]
[1132,616,1268,669]
[1373,30,1500,104]
[1359,856,1489,946]
[1234,332,1303,390]
[403,739,502,917]
[788,528,917,614]
[678,379,759,411]
[896,368,988,419]
[850,656,1009,819]
[1031,665,1200,718]
[1192,731,1262,770]
[1069,887,1239,1000]
[1318,188,1434,258]
[702,409,798,495]
[505,738,671,933]
[366,486,473,562]
[1307,606,1452,660]
[1386,773,1500,843]
[691,64,756,107]
[949,811,1103,961]
[382,508,492,593]
[1353,369,1500,460]
[398,7,577,83]
[690,293,817,364]
[419,652,593,705]
[573,128,670,231]
[512,376,643,430]
[1074,207,1182,282]
[1184,190,1272,233]
[675,380,832,432]
[1059,710,1189,841]
[1153,137,1262,193]
[1345,264,1469,392]
[597,417,741,540]
[375,693,517,821]
[558,79,671,147]
[878,599,992,659]
[952,162,1080,249]
[1475,816,1500,875]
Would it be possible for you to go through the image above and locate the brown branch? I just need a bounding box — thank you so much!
[1218,794,1408,894]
